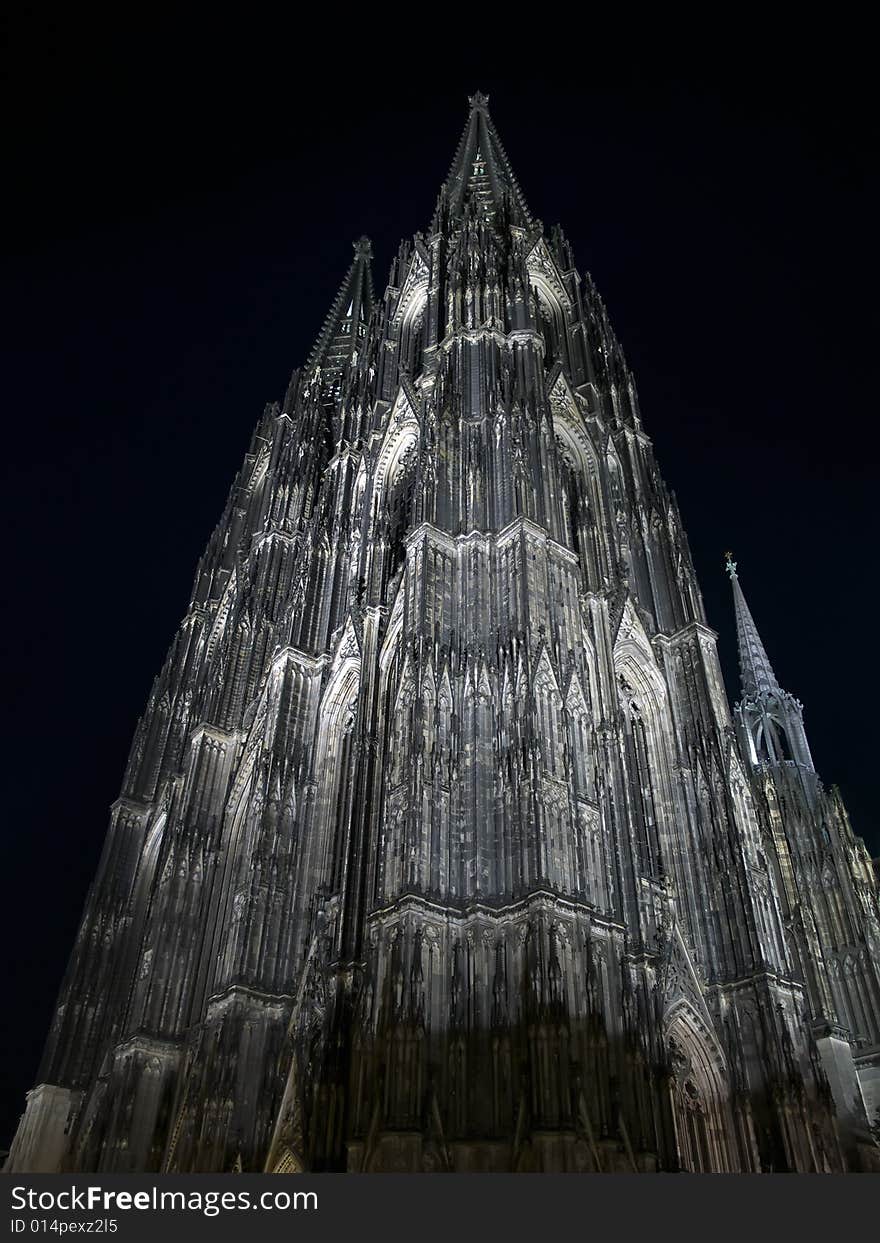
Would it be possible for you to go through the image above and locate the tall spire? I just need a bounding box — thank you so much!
[725,553,781,701]
[306,237,374,387]
[435,92,532,226]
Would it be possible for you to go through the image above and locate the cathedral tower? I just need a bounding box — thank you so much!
[727,557,880,1149]
[6,95,879,1174]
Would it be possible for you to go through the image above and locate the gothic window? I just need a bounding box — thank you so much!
[381,443,418,599]
[570,708,591,798]
[314,665,360,893]
[534,286,568,370]
[607,454,623,512]
[754,714,792,764]
[566,675,594,800]
[768,716,792,762]
[328,691,358,890]
[421,686,435,761]
[829,958,849,1030]
[434,687,453,784]
[552,424,605,590]
[388,676,415,790]
[648,515,676,631]
[439,690,452,743]
[400,307,425,377]
[626,702,660,876]
[840,955,872,1042]
[556,445,585,557]
[537,298,557,363]
[535,664,565,777]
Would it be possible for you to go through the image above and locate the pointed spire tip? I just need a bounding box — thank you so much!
[353,236,372,259]
[727,557,781,701]
[437,92,531,228]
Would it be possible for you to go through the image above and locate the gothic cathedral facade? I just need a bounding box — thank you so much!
[7,95,880,1174]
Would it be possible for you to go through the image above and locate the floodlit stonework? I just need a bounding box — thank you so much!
[6,95,880,1174]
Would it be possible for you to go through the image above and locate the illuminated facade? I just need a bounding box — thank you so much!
[7,95,880,1174]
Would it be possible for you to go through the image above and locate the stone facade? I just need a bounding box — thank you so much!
[6,94,879,1174]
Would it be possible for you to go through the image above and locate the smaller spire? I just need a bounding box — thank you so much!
[725,553,781,702]
[306,237,374,386]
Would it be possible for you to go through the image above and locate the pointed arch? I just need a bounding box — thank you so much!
[753,706,794,765]
[397,282,428,376]
[533,649,565,777]
[438,666,454,756]
[549,396,607,586]
[124,810,169,1015]
[565,672,594,801]
[552,412,598,481]
[614,613,671,878]
[369,405,420,601]
[372,394,421,499]
[527,243,571,368]
[614,601,667,708]
[311,649,361,892]
[379,576,406,675]
[387,655,416,790]
[665,1001,734,1173]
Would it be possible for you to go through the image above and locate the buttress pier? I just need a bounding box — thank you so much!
[7,94,880,1174]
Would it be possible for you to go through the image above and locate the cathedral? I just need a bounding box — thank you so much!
[6,95,880,1175]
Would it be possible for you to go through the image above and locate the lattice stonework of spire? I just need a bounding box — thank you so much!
[7,96,880,1176]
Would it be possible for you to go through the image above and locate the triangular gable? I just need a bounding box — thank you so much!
[659,923,713,1029]
[613,592,653,654]
[532,644,561,695]
[332,614,362,667]
[565,671,590,718]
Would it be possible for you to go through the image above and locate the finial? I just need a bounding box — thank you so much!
[724,551,737,579]
[353,236,372,258]
[468,91,490,114]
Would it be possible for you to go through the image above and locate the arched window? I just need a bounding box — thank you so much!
[388,673,415,790]
[551,421,605,590]
[535,661,565,777]
[313,662,360,893]
[378,442,418,602]
[754,713,792,764]
[627,702,660,876]
[532,283,569,371]
[556,442,586,556]
[566,674,594,801]
[399,306,425,377]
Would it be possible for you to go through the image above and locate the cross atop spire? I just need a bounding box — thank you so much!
[725,555,782,702]
[435,93,532,226]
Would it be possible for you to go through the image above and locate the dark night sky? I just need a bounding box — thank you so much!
[2,20,877,1148]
